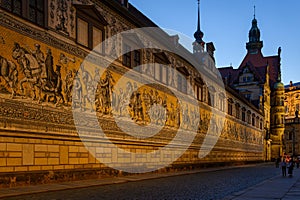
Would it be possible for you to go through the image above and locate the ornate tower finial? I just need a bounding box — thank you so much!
[197,0,200,32]
[246,6,263,54]
[193,0,205,54]
[194,0,204,44]
[277,47,282,82]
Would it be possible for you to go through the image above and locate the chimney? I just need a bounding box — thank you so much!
[170,35,179,47]
[120,0,129,8]
[206,42,215,61]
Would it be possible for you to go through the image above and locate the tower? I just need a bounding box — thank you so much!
[270,47,285,158]
[193,0,205,54]
[246,6,263,54]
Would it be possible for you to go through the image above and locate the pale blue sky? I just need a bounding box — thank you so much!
[130,0,300,85]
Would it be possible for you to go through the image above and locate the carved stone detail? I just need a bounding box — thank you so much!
[47,0,75,38]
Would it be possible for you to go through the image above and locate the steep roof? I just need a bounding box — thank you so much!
[219,51,279,89]
[239,51,280,88]
[218,66,239,85]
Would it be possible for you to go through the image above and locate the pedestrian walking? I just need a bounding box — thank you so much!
[287,158,294,177]
[281,157,287,177]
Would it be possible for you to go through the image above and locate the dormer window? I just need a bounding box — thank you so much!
[75,4,107,54]
[122,45,141,69]
[243,68,249,73]
[122,33,143,69]
[177,73,187,94]
[154,52,170,85]
[176,67,189,94]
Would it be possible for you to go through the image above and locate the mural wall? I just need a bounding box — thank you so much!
[0,2,264,187]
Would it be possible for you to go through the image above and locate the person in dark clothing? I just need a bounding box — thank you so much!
[281,157,287,177]
[287,158,294,177]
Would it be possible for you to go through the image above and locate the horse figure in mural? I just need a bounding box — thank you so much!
[12,43,43,100]
[0,55,18,97]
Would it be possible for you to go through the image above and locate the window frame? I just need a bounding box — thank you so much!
[154,56,169,85]
[177,73,187,94]
[122,43,142,69]
[75,5,107,54]
[76,14,105,53]
[242,107,246,122]
[235,103,240,119]
[0,0,47,27]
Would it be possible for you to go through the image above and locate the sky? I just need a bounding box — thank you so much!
[129,0,300,85]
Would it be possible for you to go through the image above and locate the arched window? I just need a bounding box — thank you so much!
[252,113,255,126]
[227,98,234,115]
[242,107,246,122]
[247,110,251,124]
[235,103,240,119]
[219,93,225,111]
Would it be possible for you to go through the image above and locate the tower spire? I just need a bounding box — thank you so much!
[277,47,282,82]
[194,0,204,44]
[197,0,200,32]
[246,6,263,54]
[193,0,205,54]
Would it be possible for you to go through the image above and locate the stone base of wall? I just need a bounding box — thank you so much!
[0,160,264,188]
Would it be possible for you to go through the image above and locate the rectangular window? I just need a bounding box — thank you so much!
[77,18,89,47]
[208,93,215,107]
[133,50,141,67]
[245,94,251,99]
[182,76,187,94]
[123,44,131,67]
[2,0,22,15]
[93,27,103,53]
[1,0,45,26]
[194,85,198,99]
[260,121,263,130]
[199,86,202,101]
[76,5,107,53]
[161,65,168,84]
[228,103,233,115]
[155,63,160,80]
[178,75,182,91]
[29,0,44,26]
[235,105,240,119]
[195,85,201,101]
[247,114,251,124]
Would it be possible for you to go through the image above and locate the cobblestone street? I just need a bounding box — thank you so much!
[4,164,281,200]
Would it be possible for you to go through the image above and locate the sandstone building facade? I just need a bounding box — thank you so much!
[284,82,300,157]
[0,0,265,186]
[219,15,285,161]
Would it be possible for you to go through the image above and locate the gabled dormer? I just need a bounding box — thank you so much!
[74,4,108,53]
[239,66,254,84]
